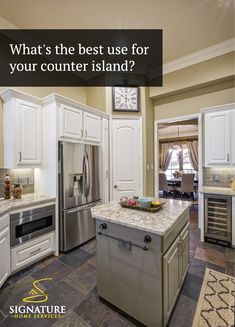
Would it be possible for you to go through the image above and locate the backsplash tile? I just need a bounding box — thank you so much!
[0,169,34,199]
[203,167,235,188]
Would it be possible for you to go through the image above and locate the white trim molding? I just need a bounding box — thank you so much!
[154,113,204,235]
[163,38,235,75]
[201,103,235,113]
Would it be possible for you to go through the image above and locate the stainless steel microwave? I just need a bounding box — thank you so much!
[10,205,55,247]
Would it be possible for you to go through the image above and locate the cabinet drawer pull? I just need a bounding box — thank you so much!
[30,247,41,255]
[84,129,88,138]
[81,129,84,138]
[19,151,22,162]
[227,153,230,162]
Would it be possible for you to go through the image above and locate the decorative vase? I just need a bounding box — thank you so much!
[12,184,23,199]
[4,174,11,200]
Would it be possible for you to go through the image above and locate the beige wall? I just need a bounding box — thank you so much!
[154,83,234,121]
[0,87,87,167]
[144,88,154,196]
[151,52,234,99]
[152,52,234,120]
[86,87,106,112]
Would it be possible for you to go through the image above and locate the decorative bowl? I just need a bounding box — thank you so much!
[138,197,152,208]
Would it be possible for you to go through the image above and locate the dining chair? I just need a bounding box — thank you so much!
[159,173,174,198]
[176,173,195,200]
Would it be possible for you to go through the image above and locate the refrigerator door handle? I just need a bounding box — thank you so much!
[83,149,88,196]
[66,201,102,214]
[85,150,90,196]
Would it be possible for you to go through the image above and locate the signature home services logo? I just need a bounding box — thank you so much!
[9,278,66,319]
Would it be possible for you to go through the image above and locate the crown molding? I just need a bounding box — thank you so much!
[0,88,42,105]
[163,38,235,75]
[43,93,110,118]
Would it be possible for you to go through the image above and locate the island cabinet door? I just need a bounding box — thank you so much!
[179,224,189,286]
[163,236,180,325]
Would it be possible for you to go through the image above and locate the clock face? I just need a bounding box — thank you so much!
[113,87,139,111]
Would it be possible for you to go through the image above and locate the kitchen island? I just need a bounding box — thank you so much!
[91,199,190,327]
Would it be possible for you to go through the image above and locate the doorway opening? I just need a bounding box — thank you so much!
[154,114,203,231]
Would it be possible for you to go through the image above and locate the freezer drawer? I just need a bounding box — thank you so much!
[60,202,99,252]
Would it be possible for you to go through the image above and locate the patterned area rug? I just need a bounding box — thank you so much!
[193,268,235,327]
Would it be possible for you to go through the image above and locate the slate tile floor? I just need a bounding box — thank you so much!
[0,206,234,327]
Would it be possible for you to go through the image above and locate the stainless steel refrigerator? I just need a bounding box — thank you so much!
[58,141,101,252]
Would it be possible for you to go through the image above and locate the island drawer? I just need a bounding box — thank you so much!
[162,207,189,254]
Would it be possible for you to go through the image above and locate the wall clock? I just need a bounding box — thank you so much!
[112,86,140,112]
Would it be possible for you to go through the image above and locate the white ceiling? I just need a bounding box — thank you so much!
[0,0,234,63]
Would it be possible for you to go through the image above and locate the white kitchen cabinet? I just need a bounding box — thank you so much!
[203,104,235,167]
[59,104,83,140]
[58,102,101,144]
[205,110,231,166]
[1,90,42,168]
[83,112,101,143]
[16,99,42,165]
[11,232,55,272]
[0,215,10,288]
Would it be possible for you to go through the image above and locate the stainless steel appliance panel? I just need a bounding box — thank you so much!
[61,201,100,252]
[60,142,101,209]
[85,145,100,204]
[10,205,55,246]
[59,141,101,252]
[60,142,87,209]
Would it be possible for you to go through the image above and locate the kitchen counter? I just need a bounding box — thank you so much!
[200,186,235,196]
[0,193,56,215]
[91,199,190,236]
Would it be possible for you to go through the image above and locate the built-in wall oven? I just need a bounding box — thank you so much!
[204,194,232,246]
[10,205,55,246]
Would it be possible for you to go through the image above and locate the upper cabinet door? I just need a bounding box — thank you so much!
[59,104,83,140]
[16,99,42,166]
[83,112,101,143]
[205,110,231,166]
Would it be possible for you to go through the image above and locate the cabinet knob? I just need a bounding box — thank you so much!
[113,184,118,189]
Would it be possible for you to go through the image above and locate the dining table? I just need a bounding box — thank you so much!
[167,178,198,188]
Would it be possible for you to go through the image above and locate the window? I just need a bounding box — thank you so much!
[165,144,196,179]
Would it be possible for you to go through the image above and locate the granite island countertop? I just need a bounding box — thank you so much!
[200,186,235,196]
[0,193,56,216]
[91,199,190,236]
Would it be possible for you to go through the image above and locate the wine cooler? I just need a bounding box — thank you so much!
[205,194,232,246]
